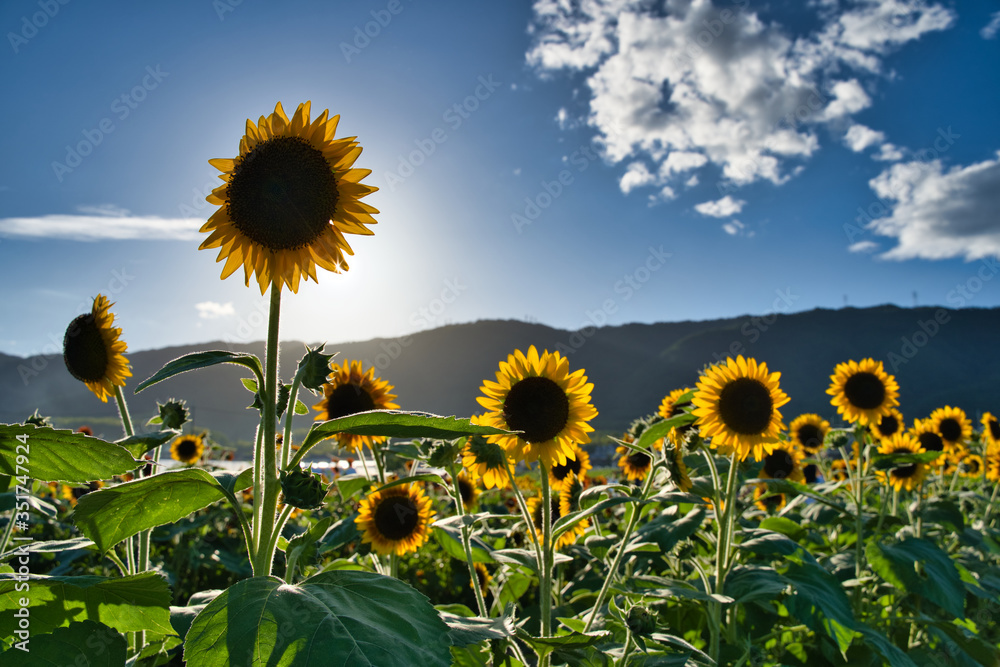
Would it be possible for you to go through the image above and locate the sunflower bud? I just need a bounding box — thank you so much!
[279,467,327,510]
[297,344,335,393]
[156,399,190,430]
[24,409,52,428]
[428,439,463,468]
[626,605,656,636]
[827,429,851,451]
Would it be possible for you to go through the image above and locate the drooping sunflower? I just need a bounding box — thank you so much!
[548,443,592,491]
[827,358,900,426]
[313,360,399,452]
[909,419,947,466]
[875,433,927,492]
[62,294,131,403]
[201,101,378,293]
[477,346,597,468]
[170,433,204,465]
[870,407,904,440]
[455,471,479,511]
[665,442,692,491]
[757,443,804,483]
[462,430,512,490]
[692,356,789,461]
[355,483,435,556]
[753,483,786,512]
[929,406,972,450]
[981,412,1000,448]
[788,414,830,453]
[617,444,653,482]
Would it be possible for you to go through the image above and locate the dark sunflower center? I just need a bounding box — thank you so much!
[373,495,420,541]
[917,431,944,452]
[990,419,1000,441]
[890,447,917,478]
[843,372,885,410]
[63,313,109,382]
[532,498,562,529]
[876,415,899,437]
[803,464,818,484]
[627,451,651,469]
[457,478,474,505]
[718,378,773,435]
[797,424,823,449]
[551,454,582,481]
[226,136,338,250]
[760,491,783,509]
[323,383,376,419]
[176,438,199,460]
[503,376,570,444]
[965,459,981,474]
[938,418,962,443]
[763,449,795,479]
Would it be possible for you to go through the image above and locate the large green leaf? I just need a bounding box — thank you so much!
[437,603,516,646]
[135,350,264,393]
[855,625,918,667]
[783,563,856,654]
[0,572,173,636]
[74,468,240,552]
[0,425,138,483]
[516,629,612,662]
[634,413,696,451]
[114,431,177,458]
[300,411,509,452]
[724,565,787,604]
[866,538,966,618]
[0,620,126,666]
[183,572,452,666]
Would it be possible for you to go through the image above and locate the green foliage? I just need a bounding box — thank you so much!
[0,424,138,483]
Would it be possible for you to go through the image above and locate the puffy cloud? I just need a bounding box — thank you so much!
[722,219,748,236]
[195,301,236,319]
[695,195,745,218]
[619,161,656,193]
[844,124,886,152]
[865,152,1000,260]
[981,11,1000,40]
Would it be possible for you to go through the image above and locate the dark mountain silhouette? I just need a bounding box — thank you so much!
[2,305,997,450]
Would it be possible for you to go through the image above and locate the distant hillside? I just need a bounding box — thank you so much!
[2,305,998,448]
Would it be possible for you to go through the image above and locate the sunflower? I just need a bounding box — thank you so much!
[753,483,786,512]
[658,387,698,444]
[527,489,581,550]
[827,359,899,426]
[462,430,512,490]
[477,346,597,468]
[875,433,927,492]
[312,360,399,452]
[62,294,131,403]
[869,407,904,441]
[617,444,653,482]
[909,419,947,466]
[455,471,479,511]
[665,442,693,491]
[788,414,830,453]
[692,356,789,461]
[472,563,492,592]
[548,443,592,491]
[987,443,1000,483]
[757,443,804,483]
[960,453,984,478]
[981,412,1000,448]
[556,472,589,547]
[355,483,435,556]
[929,406,972,450]
[829,458,851,484]
[170,434,204,465]
[201,101,378,293]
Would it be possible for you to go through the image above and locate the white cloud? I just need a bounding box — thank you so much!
[873,143,905,161]
[195,301,235,319]
[619,161,655,193]
[526,0,955,199]
[848,240,879,253]
[981,11,1000,40]
[695,195,746,218]
[555,107,571,129]
[865,152,1000,260]
[844,124,885,152]
[684,174,699,188]
[75,203,131,217]
[0,211,202,241]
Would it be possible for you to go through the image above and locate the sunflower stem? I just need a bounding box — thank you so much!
[504,459,544,569]
[281,375,302,469]
[584,462,657,633]
[853,427,868,588]
[983,483,1000,527]
[539,465,554,663]
[113,386,135,438]
[710,452,741,662]
[104,549,128,577]
[253,284,282,577]
[618,627,635,666]
[449,464,488,617]
[264,503,295,574]
[250,425,264,553]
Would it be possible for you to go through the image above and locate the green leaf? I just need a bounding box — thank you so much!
[1,537,94,562]
[183,572,452,666]
[432,525,494,564]
[0,620,126,666]
[135,350,264,393]
[866,538,966,618]
[927,619,1000,666]
[74,468,236,552]
[739,529,817,566]
[758,516,806,541]
[634,413,696,451]
[870,450,944,470]
[170,604,207,641]
[294,399,309,415]
[0,492,57,519]
[634,507,706,554]
[285,516,334,582]
[439,603,516,646]
[336,473,375,499]
[240,378,258,393]
[276,381,291,418]
[918,499,965,533]
[723,565,787,604]
[783,562,856,654]
[492,549,571,573]
[0,572,173,636]
[318,514,360,553]
[552,496,647,539]
[0,425,138,483]
[216,468,254,496]
[301,411,509,452]
[855,624,918,667]
[114,431,177,458]
[516,629,612,662]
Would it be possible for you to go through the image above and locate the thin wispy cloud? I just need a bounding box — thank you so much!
[0,207,202,241]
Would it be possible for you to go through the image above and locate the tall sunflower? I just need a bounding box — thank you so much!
[355,483,435,556]
[788,414,829,453]
[477,346,597,468]
[929,406,972,450]
[617,444,653,482]
[556,472,589,547]
[548,443,592,491]
[981,412,1000,449]
[201,102,378,293]
[909,419,947,465]
[875,433,927,492]
[170,434,204,465]
[758,443,804,483]
[312,360,399,452]
[692,356,789,461]
[62,294,131,403]
[827,358,899,426]
[462,430,512,490]
[871,408,904,440]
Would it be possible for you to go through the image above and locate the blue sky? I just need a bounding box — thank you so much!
[1,0,999,357]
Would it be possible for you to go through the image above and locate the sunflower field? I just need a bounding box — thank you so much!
[2,102,999,667]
